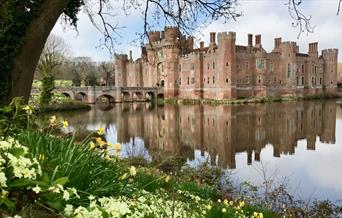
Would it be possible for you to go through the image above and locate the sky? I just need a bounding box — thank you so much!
[51,0,342,62]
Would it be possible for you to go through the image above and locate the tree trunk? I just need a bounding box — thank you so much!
[7,0,69,104]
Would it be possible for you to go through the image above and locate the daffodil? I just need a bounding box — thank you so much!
[62,120,69,128]
[129,166,137,177]
[114,143,121,151]
[107,142,113,147]
[23,105,32,115]
[95,137,105,148]
[119,173,128,180]
[39,154,45,161]
[222,208,227,213]
[89,141,95,150]
[217,199,221,203]
[239,201,245,207]
[165,175,171,183]
[97,127,105,135]
[206,204,212,210]
[224,199,228,205]
[1,190,9,198]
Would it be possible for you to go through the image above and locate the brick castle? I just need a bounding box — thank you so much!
[114,27,338,99]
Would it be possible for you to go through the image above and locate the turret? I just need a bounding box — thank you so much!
[114,54,128,87]
[209,32,216,48]
[148,31,161,42]
[164,26,178,42]
[322,48,338,92]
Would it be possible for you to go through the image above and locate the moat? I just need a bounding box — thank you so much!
[53,100,342,202]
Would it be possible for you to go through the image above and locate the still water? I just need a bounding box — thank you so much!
[56,100,342,202]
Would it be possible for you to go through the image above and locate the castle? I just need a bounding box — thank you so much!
[114,27,338,99]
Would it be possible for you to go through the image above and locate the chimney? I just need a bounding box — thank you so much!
[129,50,132,61]
[200,41,204,49]
[248,34,253,47]
[274,37,282,48]
[210,32,216,45]
[309,42,318,56]
[255,34,261,46]
[161,31,165,39]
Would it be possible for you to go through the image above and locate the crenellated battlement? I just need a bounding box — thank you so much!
[322,48,338,54]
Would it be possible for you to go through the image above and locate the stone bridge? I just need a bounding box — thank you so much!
[31,86,164,104]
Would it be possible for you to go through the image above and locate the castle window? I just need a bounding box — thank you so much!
[256,58,265,69]
[226,62,229,67]
[270,62,273,70]
[178,64,182,72]
[320,78,322,85]
[331,81,333,85]
[187,77,189,85]
[226,78,229,83]
[207,77,209,84]
[213,76,215,84]
[179,78,181,85]
[312,64,315,74]
[302,64,304,73]
[312,77,315,86]
[297,77,299,86]
[207,63,210,70]
[246,61,249,69]
[296,64,299,73]
[287,63,291,78]
[190,64,194,70]
[191,77,195,84]
[314,66,317,74]
[302,76,304,85]
[213,62,215,69]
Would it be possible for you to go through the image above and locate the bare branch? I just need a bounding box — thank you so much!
[337,0,342,15]
[286,0,314,38]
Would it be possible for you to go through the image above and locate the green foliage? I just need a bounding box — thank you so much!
[0,97,31,138]
[85,71,98,86]
[39,74,55,105]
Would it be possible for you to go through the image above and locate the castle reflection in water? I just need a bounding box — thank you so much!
[68,100,338,169]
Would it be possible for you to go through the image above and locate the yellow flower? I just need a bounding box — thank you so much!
[23,105,32,115]
[239,201,245,207]
[97,127,105,135]
[107,142,113,147]
[129,166,137,177]
[165,175,171,183]
[217,199,221,203]
[229,201,234,206]
[49,116,57,126]
[39,154,45,161]
[96,137,105,148]
[2,190,9,198]
[224,199,228,205]
[206,204,212,210]
[114,143,121,151]
[62,120,69,128]
[222,208,227,213]
[119,173,128,180]
[259,212,263,218]
[89,142,95,150]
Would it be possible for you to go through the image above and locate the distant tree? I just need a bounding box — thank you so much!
[37,34,68,105]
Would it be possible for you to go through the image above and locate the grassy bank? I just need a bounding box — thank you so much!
[35,101,91,113]
[161,93,342,106]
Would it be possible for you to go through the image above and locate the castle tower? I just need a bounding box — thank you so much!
[322,48,338,94]
[114,54,128,87]
[279,42,298,95]
[217,31,237,99]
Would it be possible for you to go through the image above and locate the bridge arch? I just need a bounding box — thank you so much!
[75,92,88,102]
[122,91,131,102]
[133,92,143,101]
[145,92,155,101]
[61,92,71,98]
[96,94,115,104]
[157,93,164,99]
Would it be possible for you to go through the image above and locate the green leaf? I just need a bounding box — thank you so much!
[8,178,35,188]
[51,177,69,186]
[47,200,63,211]
[10,147,25,157]
[1,198,15,208]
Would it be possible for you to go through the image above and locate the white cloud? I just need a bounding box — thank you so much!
[51,0,342,62]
